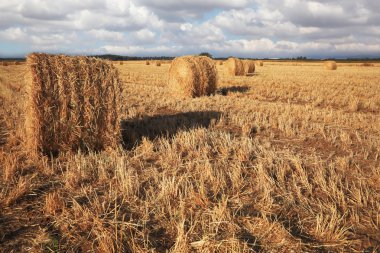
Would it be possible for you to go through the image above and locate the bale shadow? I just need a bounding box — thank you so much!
[121,111,222,149]
[219,86,250,96]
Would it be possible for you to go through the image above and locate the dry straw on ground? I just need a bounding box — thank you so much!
[243,60,255,75]
[225,58,244,76]
[360,63,374,67]
[25,53,124,155]
[168,55,217,97]
[325,61,338,70]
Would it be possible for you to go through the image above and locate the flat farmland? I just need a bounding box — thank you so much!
[0,60,379,252]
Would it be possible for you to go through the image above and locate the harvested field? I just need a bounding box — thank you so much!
[0,60,379,252]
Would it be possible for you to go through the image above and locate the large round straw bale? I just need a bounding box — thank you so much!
[243,60,255,75]
[225,58,244,76]
[25,53,124,155]
[168,55,217,98]
[325,61,337,70]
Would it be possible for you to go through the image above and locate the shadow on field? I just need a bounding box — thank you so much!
[219,86,250,96]
[121,111,222,149]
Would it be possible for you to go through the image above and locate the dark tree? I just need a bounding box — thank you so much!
[199,52,213,58]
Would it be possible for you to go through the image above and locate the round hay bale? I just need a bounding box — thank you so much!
[156,61,161,66]
[219,61,223,66]
[25,53,124,155]
[2,62,8,66]
[168,55,218,98]
[243,60,255,75]
[325,61,337,70]
[225,58,244,76]
[119,61,123,65]
[256,60,263,66]
[146,61,150,65]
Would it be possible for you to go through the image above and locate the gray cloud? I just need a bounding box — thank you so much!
[0,0,379,58]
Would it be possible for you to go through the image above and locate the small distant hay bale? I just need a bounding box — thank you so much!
[324,61,337,70]
[219,61,223,66]
[15,62,22,65]
[225,58,244,76]
[2,62,8,66]
[256,60,263,66]
[243,60,255,75]
[25,53,124,155]
[119,61,123,65]
[156,61,161,66]
[146,61,150,65]
[168,55,217,98]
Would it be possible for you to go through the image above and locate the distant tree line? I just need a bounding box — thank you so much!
[2,54,380,62]
[90,54,175,61]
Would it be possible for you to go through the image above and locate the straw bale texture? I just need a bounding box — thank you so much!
[325,61,337,70]
[256,61,264,66]
[25,53,124,155]
[243,60,255,75]
[225,58,244,76]
[168,55,217,98]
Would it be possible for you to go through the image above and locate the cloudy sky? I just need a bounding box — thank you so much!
[1,0,380,58]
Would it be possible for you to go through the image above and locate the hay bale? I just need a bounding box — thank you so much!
[146,61,150,65]
[325,61,337,70]
[243,60,255,75]
[219,61,223,66]
[256,60,263,66]
[25,53,124,155]
[156,61,161,66]
[119,61,123,65]
[225,58,244,76]
[15,62,22,65]
[168,55,217,98]
[2,62,8,66]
